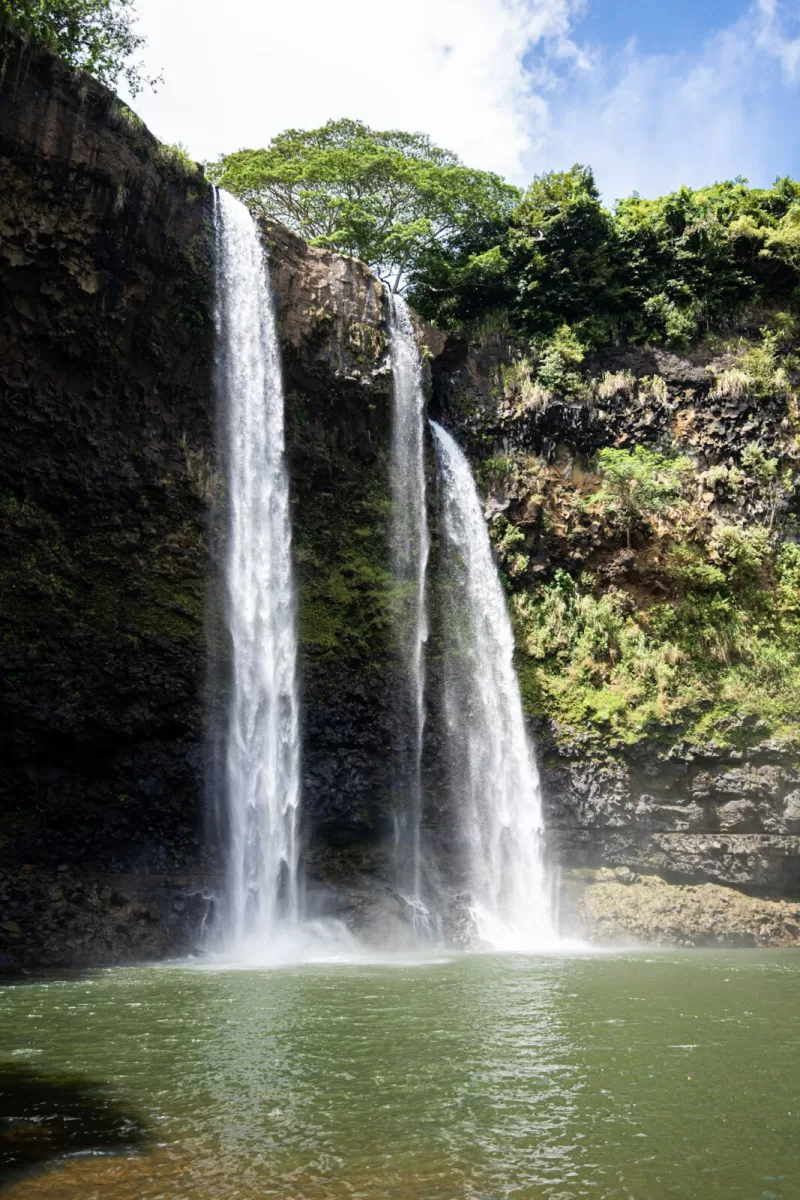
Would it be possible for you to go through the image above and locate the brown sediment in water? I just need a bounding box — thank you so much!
[4,1146,461,1200]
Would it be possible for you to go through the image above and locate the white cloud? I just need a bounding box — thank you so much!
[126,0,585,181]
[125,0,798,199]
[756,0,800,81]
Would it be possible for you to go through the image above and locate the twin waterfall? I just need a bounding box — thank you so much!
[214,193,555,953]
[214,191,300,953]
[431,423,554,948]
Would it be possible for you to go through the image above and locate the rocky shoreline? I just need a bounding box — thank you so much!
[563,868,800,948]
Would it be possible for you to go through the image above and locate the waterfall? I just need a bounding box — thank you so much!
[386,293,432,933]
[213,189,300,953]
[430,421,556,949]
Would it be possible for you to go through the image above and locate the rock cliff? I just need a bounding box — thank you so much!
[1,32,798,963]
[435,330,800,910]
[0,34,217,963]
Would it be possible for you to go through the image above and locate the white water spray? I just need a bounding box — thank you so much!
[386,293,432,932]
[431,421,557,949]
[214,190,300,953]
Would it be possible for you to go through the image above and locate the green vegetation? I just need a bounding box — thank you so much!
[156,141,196,175]
[533,323,587,396]
[207,119,519,293]
[740,443,794,530]
[212,128,800,352]
[410,167,800,348]
[502,445,800,750]
[2,0,157,94]
[514,544,800,750]
[592,447,693,549]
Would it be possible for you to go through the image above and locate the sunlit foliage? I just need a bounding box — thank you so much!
[209,119,519,293]
[2,0,156,94]
[412,168,800,345]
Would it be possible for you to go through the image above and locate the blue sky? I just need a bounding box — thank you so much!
[577,0,749,57]
[527,0,800,201]
[127,0,800,202]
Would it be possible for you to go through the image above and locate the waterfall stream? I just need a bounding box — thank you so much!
[214,190,300,953]
[431,421,556,948]
[211,200,553,954]
[386,293,432,934]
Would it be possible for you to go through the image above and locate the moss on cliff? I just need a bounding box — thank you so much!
[509,520,800,753]
[294,466,393,676]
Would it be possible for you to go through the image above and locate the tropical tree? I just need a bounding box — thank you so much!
[762,203,800,273]
[208,119,520,293]
[1,0,155,94]
[411,169,800,343]
[593,446,693,549]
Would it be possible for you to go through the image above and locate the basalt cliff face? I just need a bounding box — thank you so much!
[1,36,798,965]
[0,37,216,963]
[0,35,445,963]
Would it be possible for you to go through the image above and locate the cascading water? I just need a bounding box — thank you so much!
[213,189,301,954]
[386,292,432,934]
[430,420,557,949]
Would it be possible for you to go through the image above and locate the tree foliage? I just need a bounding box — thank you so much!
[593,446,693,548]
[412,167,800,346]
[2,0,155,94]
[506,165,617,341]
[208,119,520,292]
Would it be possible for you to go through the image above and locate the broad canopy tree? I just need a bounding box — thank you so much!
[208,119,520,293]
[593,447,693,550]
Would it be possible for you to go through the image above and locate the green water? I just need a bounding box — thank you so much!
[1,951,799,1198]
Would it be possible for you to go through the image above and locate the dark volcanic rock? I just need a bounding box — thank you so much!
[542,739,800,891]
[0,33,215,900]
[0,33,446,962]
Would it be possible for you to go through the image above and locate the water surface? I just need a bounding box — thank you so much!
[1,951,798,1198]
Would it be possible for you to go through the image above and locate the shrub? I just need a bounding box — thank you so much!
[533,324,587,396]
[741,443,794,529]
[499,360,551,413]
[710,367,750,400]
[708,523,771,588]
[591,445,693,548]
[155,141,201,181]
[639,375,668,404]
[490,515,529,580]
[741,331,791,399]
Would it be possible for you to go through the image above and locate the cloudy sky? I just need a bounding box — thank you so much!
[125,0,800,203]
